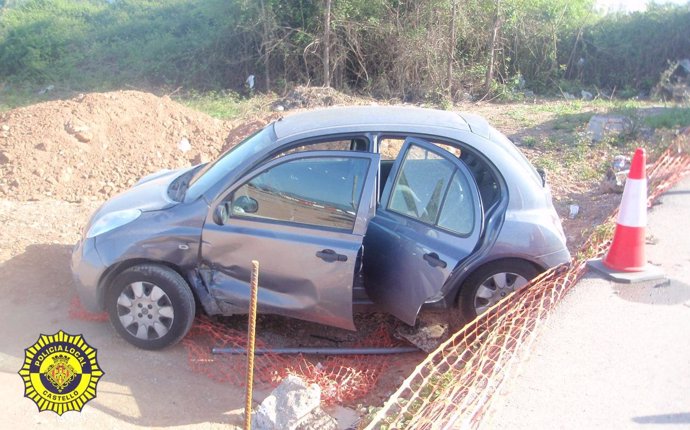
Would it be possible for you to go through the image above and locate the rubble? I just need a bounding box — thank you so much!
[600,154,632,194]
[278,86,356,110]
[586,114,634,142]
[252,375,337,430]
[652,59,690,103]
[396,312,449,353]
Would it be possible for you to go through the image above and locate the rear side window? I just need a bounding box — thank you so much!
[231,156,370,231]
[437,170,475,235]
[388,144,475,236]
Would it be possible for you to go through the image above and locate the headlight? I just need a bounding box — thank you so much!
[86,209,142,238]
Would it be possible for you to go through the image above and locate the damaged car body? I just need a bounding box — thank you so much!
[71,106,570,349]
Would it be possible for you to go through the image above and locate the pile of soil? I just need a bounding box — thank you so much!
[0,91,274,202]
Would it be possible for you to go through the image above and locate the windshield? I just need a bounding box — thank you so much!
[185,126,275,202]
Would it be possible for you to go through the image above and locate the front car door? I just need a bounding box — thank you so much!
[200,151,379,330]
[364,138,483,325]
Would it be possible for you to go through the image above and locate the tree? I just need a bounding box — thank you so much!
[323,0,332,87]
[485,0,503,92]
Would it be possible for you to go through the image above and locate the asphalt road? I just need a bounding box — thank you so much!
[480,175,690,429]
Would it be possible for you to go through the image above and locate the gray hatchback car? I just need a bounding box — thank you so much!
[71,106,570,349]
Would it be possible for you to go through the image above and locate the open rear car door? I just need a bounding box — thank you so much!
[364,138,483,325]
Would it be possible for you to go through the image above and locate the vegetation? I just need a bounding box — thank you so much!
[642,107,690,129]
[567,4,690,93]
[179,90,276,120]
[1,0,688,103]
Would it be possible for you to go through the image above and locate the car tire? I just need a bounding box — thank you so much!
[106,264,195,350]
[459,259,539,322]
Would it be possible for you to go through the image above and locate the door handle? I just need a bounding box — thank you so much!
[423,252,447,269]
[316,249,348,263]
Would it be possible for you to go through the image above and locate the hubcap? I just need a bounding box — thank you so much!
[474,272,529,315]
[117,281,174,340]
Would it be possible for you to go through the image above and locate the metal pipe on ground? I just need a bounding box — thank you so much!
[213,346,420,355]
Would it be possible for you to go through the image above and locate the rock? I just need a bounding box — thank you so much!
[59,168,74,184]
[638,126,654,141]
[65,120,92,142]
[75,130,93,143]
[1,124,9,131]
[581,90,593,100]
[252,375,322,430]
[600,154,632,193]
[328,405,360,430]
[563,92,575,100]
[294,407,338,430]
[679,58,690,74]
[273,104,285,112]
[586,114,633,142]
[396,320,447,353]
[0,151,10,164]
[191,153,210,165]
[178,137,192,153]
[38,84,55,95]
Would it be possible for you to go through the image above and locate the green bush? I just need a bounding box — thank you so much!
[0,0,688,100]
[569,4,690,92]
[643,108,690,129]
[0,0,244,90]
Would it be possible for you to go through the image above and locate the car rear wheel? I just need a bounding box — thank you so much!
[106,264,195,350]
[459,260,539,322]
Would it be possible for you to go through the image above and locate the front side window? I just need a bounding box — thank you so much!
[272,137,369,160]
[231,156,370,231]
[388,144,475,236]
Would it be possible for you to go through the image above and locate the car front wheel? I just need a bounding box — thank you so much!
[459,260,539,322]
[106,264,195,350]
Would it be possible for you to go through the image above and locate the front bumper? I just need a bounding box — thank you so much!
[70,237,107,312]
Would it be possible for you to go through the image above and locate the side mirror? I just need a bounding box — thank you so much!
[213,203,229,225]
[233,195,258,214]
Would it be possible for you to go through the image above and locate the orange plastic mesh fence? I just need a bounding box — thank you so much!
[364,135,690,430]
[183,315,397,405]
[69,295,109,322]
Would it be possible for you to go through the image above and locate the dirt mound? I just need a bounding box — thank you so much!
[0,91,273,202]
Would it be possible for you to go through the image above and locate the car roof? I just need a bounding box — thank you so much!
[272,105,491,140]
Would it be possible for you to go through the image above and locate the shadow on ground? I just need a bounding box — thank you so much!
[0,243,246,427]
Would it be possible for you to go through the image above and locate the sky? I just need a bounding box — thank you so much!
[596,0,689,13]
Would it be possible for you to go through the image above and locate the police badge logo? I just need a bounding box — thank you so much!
[18,330,104,415]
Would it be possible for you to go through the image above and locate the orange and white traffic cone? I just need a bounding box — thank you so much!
[588,148,664,282]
